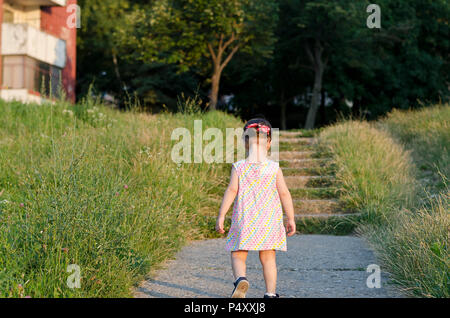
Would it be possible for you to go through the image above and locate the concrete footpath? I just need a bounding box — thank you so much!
[134,234,403,298]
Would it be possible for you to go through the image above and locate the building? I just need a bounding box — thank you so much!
[0,0,77,103]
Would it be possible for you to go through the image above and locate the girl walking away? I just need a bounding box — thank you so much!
[215,118,296,298]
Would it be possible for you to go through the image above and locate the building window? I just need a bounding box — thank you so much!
[4,9,14,23]
[3,56,62,97]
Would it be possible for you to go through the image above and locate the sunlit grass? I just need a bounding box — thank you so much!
[379,104,450,193]
[320,120,417,223]
[0,98,241,297]
[361,192,449,298]
[319,103,449,297]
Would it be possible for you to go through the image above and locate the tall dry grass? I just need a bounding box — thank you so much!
[380,104,450,193]
[319,104,449,297]
[363,192,449,297]
[319,120,417,223]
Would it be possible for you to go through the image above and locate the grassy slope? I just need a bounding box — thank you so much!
[0,99,241,297]
[379,105,450,193]
[319,104,449,297]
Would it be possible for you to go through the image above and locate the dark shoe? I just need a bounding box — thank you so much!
[231,277,249,298]
[263,293,280,298]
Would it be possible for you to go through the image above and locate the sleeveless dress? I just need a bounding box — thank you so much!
[225,159,287,251]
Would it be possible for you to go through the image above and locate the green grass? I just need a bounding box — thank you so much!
[0,98,241,297]
[319,103,449,297]
[282,165,335,176]
[278,143,315,152]
[1,97,447,297]
[295,215,360,235]
[320,120,417,223]
[290,187,340,199]
[379,105,450,193]
[362,192,449,298]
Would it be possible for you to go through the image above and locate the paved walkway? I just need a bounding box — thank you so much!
[134,234,403,298]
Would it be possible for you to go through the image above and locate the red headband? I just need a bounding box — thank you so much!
[246,123,271,135]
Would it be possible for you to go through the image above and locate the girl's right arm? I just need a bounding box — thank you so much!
[215,167,239,234]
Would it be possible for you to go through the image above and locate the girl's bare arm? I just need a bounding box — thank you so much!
[276,167,296,236]
[216,167,239,233]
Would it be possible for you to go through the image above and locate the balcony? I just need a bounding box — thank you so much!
[7,0,66,6]
[1,22,66,68]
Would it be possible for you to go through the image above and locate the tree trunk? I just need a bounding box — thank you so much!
[209,66,221,111]
[304,40,327,130]
[112,51,127,93]
[305,67,324,129]
[207,34,240,111]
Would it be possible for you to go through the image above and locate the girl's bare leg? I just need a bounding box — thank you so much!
[231,250,248,279]
[259,250,277,294]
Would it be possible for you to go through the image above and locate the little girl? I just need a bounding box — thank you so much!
[215,118,296,298]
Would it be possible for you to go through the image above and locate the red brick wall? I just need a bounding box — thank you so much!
[0,0,3,88]
[41,0,77,103]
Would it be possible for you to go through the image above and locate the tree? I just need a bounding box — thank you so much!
[77,0,132,98]
[324,0,449,119]
[291,0,369,129]
[77,0,448,120]
[364,0,450,114]
[78,0,200,109]
[115,0,278,110]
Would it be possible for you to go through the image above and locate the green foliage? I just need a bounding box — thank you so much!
[116,0,278,71]
[227,0,449,127]
[77,0,449,121]
[322,0,449,118]
[77,0,131,95]
[80,0,278,110]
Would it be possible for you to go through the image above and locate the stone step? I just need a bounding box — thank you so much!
[285,175,334,188]
[280,158,332,169]
[279,143,315,152]
[279,131,304,138]
[278,151,332,161]
[282,166,333,176]
[278,137,317,144]
[274,151,315,160]
[290,187,339,199]
[293,199,344,214]
[293,212,360,219]
[280,130,317,137]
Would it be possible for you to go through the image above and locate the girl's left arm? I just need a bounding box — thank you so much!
[215,167,239,234]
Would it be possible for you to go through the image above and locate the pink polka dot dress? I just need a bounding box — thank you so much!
[225,159,287,251]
